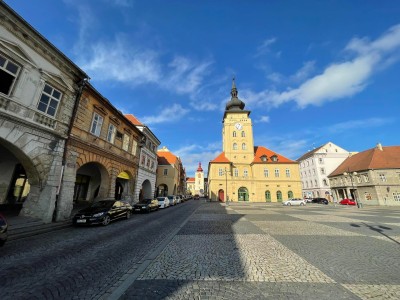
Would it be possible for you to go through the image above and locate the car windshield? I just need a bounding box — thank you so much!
[157,197,165,201]
[91,201,114,208]
[139,199,152,204]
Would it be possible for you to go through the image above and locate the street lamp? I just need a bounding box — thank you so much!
[343,169,360,208]
[224,167,230,206]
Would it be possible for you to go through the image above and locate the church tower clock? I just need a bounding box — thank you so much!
[222,78,254,164]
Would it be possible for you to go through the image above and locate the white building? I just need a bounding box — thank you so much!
[297,142,350,201]
[0,2,88,222]
[125,114,160,203]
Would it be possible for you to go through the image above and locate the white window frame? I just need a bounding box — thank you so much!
[163,169,168,175]
[379,174,387,182]
[107,123,116,143]
[264,168,269,177]
[275,168,279,178]
[90,112,103,136]
[234,168,238,177]
[0,53,20,96]
[243,169,248,177]
[285,169,290,178]
[233,143,238,150]
[122,134,130,151]
[37,83,62,117]
[218,168,223,176]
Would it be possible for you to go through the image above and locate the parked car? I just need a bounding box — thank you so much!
[157,196,169,209]
[312,197,329,205]
[167,195,177,206]
[193,194,200,200]
[0,213,8,247]
[283,198,306,206]
[133,198,159,213]
[73,200,132,226]
[339,198,356,205]
[175,195,182,204]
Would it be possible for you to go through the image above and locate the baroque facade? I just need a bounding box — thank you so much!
[57,83,144,220]
[156,147,185,196]
[208,79,302,202]
[186,163,205,196]
[297,142,350,201]
[0,2,88,222]
[328,143,400,206]
[125,114,161,203]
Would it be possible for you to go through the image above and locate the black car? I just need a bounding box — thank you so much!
[312,197,329,205]
[133,198,159,213]
[0,213,8,246]
[73,200,132,226]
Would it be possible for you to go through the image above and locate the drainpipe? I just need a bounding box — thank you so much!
[54,77,88,220]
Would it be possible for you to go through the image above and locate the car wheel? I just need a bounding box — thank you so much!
[102,215,111,226]
[288,203,291,206]
[300,203,304,206]
[126,211,131,219]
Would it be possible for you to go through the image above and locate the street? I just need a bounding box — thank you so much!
[1,201,400,299]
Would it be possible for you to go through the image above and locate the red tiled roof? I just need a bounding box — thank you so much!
[157,151,178,165]
[329,145,400,176]
[252,146,296,163]
[125,114,143,126]
[186,177,195,182]
[210,152,231,163]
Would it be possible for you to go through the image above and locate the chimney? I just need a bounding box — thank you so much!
[376,143,383,151]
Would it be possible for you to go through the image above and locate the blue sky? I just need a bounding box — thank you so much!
[6,0,400,176]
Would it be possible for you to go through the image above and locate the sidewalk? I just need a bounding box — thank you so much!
[1,206,74,241]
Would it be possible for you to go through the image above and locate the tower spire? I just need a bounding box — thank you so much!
[231,76,238,98]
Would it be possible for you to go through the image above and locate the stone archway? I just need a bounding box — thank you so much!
[115,171,133,201]
[157,184,168,197]
[0,138,42,217]
[74,162,109,206]
[140,179,152,200]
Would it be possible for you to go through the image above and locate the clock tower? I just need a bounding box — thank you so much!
[222,78,254,164]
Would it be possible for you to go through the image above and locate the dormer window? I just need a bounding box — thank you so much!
[271,155,278,162]
[261,155,268,162]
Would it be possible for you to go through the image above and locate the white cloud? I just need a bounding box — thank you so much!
[249,24,400,109]
[255,116,270,123]
[104,0,133,7]
[140,104,189,125]
[328,117,394,133]
[255,38,277,57]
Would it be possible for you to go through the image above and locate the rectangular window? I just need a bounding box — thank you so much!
[107,124,116,143]
[122,134,130,151]
[320,168,325,175]
[141,155,146,165]
[116,131,123,139]
[146,157,150,167]
[163,169,168,175]
[393,192,400,201]
[90,113,103,136]
[286,169,290,178]
[151,161,154,170]
[234,168,238,177]
[264,168,269,177]
[218,168,223,176]
[318,158,324,164]
[37,83,62,117]
[363,174,369,182]
[0,54,20,95]
[243,169,248,177]
[379,174,387,182]
[131,140,137,155]
[275,168,279,178]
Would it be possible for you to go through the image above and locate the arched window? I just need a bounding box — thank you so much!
[288,191,293,198]
[238,187,249,201]
[233,131,236,137]
[242,143,246,150]
[265,190,271,202]
[276,191,282,202]
[241,131,245,137]
[233,143,238,150]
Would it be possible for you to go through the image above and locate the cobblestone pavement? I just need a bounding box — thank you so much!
[0,200,202,300]
[121,203,400,299]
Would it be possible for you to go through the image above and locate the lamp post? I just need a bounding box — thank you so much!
[343,169,360,208]
[224,167,229,206]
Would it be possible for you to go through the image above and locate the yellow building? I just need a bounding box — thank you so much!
[208,79,302,203]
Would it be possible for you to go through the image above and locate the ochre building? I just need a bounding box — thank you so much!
[208,80,302,203]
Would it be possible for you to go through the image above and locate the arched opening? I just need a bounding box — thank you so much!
[288,191,293,199]
[157,184,168,197]
[74,162,109,208]
[276,190,282,202]
[115,171,131,201]
[238,187,249,201]
[0,139,39,215]
[218,189,224,202]
[265,190,271,202]
[139,179,152,200]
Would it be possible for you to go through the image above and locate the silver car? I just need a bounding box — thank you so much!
[283,198,306,206]
[157,196,170,208]
[167,195,177,206]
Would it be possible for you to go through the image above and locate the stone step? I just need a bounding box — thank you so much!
[8,220,72,241]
